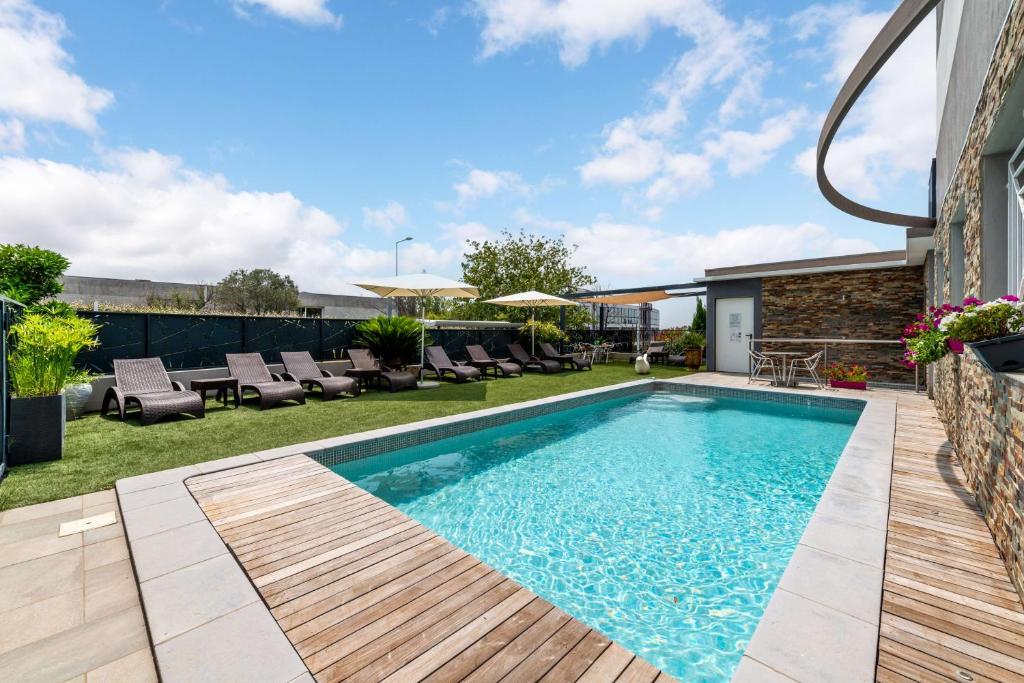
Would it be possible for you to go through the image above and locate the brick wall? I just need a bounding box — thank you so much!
[933,2,1024,600]
[760,267,924,383]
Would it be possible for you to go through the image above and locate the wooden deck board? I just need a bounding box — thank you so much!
[876,395,1024,682]
[186,454,673,682]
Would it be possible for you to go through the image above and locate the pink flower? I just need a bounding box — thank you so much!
[963,296,984,307]
[1001,294,1020,302]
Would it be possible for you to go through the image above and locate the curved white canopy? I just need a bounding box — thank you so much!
[484,290,578,307]
[351,273,479,299]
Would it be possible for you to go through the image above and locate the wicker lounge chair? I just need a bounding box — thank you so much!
[539,342,592,371]
[424,346,482,383]
[507,343,561,373]
[345,348,418,392]
[281,352,360,400]
[225,353,305,409]
[465,345,522,378]
[645,341,668,364]
[101,357,205,425]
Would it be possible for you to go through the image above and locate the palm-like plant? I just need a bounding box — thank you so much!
[9,312,99,397]
[354,316,429,367]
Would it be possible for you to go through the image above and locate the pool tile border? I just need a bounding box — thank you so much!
[114,375,890,682]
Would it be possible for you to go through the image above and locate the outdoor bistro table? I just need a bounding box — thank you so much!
[761,351,803,387]
[190,377,240,408]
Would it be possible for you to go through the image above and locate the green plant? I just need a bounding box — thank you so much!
[691,299,706,336]
[519,319,566,343]
[905,328,949,366]
[25,300,77,318]
[823,363,868,382]
[940,297,1024,342]
[214,268,301,314]
[0,244,70,306]
[679,330,705,349]
[9,313,99,397]
[354,315,429,366]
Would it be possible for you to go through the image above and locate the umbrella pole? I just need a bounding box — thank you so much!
[419,297,425,382]
[531,309,535,356]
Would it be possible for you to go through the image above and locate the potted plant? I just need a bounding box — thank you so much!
[8,312,99,464]
[939,295,1024,372]
[354,315,429,369]
[823,362,869,390]
[679,330,705,370]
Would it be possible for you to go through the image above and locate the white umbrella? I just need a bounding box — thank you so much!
[484,290,579,355]
[351,274,479,384]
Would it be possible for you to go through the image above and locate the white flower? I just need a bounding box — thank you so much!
[938,311,960,331]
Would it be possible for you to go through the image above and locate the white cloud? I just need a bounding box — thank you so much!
[425,6,449,36]
[0,118,26,152]
[704,108,808,176]
[790,4,935,199]
[0,148,403,293]
[0,0,113,132]
[517,210,878,283]
[450,167,533,207]
[361,201,408,235]
[232,0,341,28]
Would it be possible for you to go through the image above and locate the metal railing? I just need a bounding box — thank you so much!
[748,337,919,393]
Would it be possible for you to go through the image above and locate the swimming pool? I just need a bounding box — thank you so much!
[332,391,860,680]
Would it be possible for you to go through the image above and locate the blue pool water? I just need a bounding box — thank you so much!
[332,392,860,680]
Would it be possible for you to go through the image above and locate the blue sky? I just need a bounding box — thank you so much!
[0,0,934,325]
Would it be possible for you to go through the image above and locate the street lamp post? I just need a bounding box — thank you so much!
[389,236,413,317]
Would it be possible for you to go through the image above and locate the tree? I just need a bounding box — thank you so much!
[214,268,301,314]
[691,298,706,336]
[445,231,596,329]
[0,244,70,306]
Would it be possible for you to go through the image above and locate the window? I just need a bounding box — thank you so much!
[299,307,323,318]
[949,222,965,304]
[1008,139,1024,296]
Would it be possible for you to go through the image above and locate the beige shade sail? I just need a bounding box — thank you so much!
[350,273,479,299]
[575,291,674,305]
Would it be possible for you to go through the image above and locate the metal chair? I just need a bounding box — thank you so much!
[790,350,825,389]
[748,350,778,384]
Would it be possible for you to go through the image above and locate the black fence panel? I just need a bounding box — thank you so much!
[149,315,243,369]
[76,311,632,373]
[77,312,147,373]
[243,317,321,364]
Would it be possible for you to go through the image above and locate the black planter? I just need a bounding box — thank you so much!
[969,333,1024,373]
[9,395,66,465]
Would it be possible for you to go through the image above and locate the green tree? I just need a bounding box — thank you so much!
[691,298,706,335]
[446,231,596,329]
[0,244,70,306]
[214,268,301,314]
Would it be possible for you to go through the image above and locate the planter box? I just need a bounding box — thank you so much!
[969,333,1024,373]
[829,379,867,390]
[9,395,66,466]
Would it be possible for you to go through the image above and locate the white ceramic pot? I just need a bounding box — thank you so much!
[64,382,93,420]
[634,353,651,375]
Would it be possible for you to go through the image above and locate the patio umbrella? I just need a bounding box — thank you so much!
[484,290,579,355]
[350,274,479,385]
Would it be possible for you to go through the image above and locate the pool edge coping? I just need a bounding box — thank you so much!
[114,375,891,682]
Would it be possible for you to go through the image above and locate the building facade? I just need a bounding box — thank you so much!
[930,0,1024,598]
[58,275,388,319]
[699,251,925,384]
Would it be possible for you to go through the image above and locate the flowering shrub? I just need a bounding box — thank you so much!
[823,363,868,382]
[900,295,1024,367]
[939,295,1023,343]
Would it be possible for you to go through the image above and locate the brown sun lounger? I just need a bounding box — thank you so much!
[345,348,418,392]
[281,351,359,400]
[226,353,305,409]
[101,357,205,425]
[539,342,592,371]
[465,345,522,378]
[507,343,561,373]
[424,346,482,383]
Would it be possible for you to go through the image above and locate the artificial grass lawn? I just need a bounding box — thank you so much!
[0,362,694,510]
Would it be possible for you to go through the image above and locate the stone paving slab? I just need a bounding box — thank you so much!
[0,492,157,682]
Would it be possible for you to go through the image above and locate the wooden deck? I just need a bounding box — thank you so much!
[877,395,1024,682]
[186,455,673,683]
